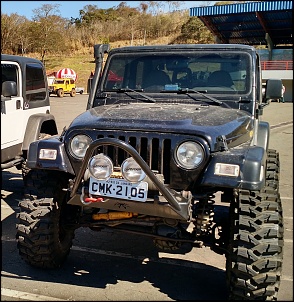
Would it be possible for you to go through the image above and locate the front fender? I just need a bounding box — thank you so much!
[22,113,58,150]
[199,146,266,191]
[256,121,270,151]
[26,136,75,175]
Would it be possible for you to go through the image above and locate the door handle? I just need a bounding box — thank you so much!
[16,100,21,109]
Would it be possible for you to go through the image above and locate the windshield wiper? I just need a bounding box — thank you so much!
[177,88,231,108]
[116,88,156,103]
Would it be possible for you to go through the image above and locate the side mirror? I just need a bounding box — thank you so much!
[2,81,17,97]
[264,79,282,101]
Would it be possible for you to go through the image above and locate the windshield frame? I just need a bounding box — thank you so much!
[100,50,253,96]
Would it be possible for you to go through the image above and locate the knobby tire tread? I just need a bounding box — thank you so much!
[226,149,283,300]
[16,169,75,269]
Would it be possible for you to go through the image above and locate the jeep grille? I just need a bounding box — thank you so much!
[94,131,172,183]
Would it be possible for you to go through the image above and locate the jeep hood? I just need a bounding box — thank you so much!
[68,103,254,149]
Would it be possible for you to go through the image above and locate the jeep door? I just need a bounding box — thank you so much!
[1,61,24,152]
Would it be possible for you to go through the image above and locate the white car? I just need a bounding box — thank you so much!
[75,87,85,94]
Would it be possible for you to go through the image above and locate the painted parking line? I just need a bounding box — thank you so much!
[2,237,292,302]
[71,245,223,271]
[1,288,67,301]
[270,121,293,129]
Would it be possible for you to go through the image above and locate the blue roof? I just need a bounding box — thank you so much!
[190,1,292,46]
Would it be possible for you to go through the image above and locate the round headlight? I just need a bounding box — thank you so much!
[121,157,146,183]
[70,134,92,159]
[88,154,113,180]
[175,141,204,169]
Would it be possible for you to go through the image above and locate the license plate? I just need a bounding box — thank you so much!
[89,177,148,202]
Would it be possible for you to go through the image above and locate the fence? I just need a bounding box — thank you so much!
[261,61,293,70]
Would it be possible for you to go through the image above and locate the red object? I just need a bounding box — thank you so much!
[56,68,77,81]
[84,197,104,203]
[108,70,123,81]
[260,61,293,70]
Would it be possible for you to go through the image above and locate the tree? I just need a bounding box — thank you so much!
[1,13,28,54]
[115,3,141,44]
[17,20,34,55]
[166,1,182,12]
[30,4,67,63]
[173,16,214,44]
[32,3,61,19]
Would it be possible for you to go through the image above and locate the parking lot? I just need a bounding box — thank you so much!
[1,95,293,301]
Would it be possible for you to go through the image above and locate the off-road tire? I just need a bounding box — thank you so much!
[21,160,30,185]
[16,169,75,268]
[57,89,64,97]
[226,149,283,300]
[264,149,280,193]
[70,89,76,97]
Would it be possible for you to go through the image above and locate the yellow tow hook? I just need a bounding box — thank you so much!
[92,212,138,220]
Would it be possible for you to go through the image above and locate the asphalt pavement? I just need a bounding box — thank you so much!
[1,95,293,301]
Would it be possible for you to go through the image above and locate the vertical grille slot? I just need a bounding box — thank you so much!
[129,136,137,149]
[107,134,115,160]
[163,139,171,183]
[96,134,104,155]
[117,135,126,165]
[140,137,148,163]
[151,138,159,171]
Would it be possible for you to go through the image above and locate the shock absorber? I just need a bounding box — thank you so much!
[193,194,215,236]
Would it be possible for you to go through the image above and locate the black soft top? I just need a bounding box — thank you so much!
[109,43,256,54]
[1,54,43,65]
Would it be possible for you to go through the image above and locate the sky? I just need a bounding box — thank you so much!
[1,1,216,20]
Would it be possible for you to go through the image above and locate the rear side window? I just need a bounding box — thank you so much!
[26,63,47,102]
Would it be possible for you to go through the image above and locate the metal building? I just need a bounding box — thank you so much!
[190,1,293,102]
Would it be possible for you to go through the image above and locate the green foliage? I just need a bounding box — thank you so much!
[1,1,216,87]
[171,16,214,44]
[1,2,216,55]
[1,13,29,54]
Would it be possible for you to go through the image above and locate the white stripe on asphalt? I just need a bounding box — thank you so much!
[1,288,67,301]
[71,245,223,271]
[282,197,294,200]
[281,275,293,282]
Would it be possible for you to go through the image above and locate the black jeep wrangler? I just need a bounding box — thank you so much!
[16,44,283,300]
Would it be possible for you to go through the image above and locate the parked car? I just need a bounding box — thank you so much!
[1,54,58,176]
[48,78,76,97]
[75,87,85,94]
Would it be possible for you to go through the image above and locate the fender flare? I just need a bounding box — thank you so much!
[26,136,75,175]
[22,113,58,151]
[199,146,266,191]
[256,121,270,151]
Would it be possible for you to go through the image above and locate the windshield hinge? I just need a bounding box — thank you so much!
[216,135,228,151]
[256,104,264,117]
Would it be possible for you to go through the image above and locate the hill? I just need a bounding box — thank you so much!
[35,38,178,91]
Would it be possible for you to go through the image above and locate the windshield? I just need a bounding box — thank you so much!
[103,51,251,95]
